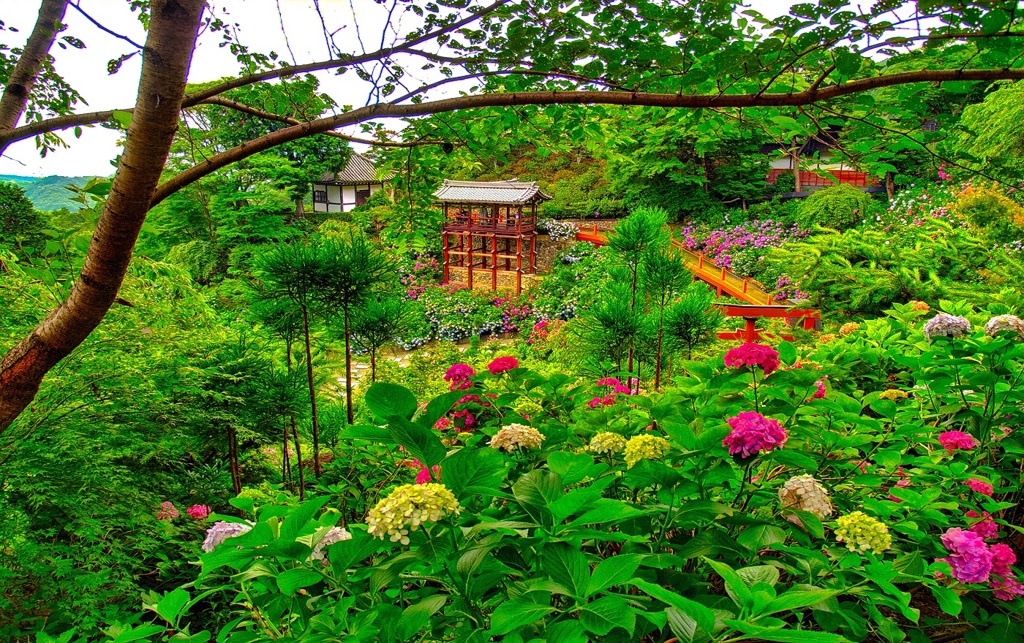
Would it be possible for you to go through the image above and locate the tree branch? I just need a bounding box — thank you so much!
[152,66,1024,206]
[0,0,69,132]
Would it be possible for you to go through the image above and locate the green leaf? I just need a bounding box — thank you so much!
[511,469,563,524]
[111,110,133,128]
[488,596,557,636]
[396,595,447,640]
[777,341,797,365]
[631,579,716,635]
[736,565,780,588]
[762,589,839,615]
[737,524,787,551]
[929,585,961,617]
[548,450,601,486]
[588,554,641,596]
[153,588,190,625]
[279,496,329,541]
[543,542,590,599]
[388,415,447,467]
[276,568,323,595]
[581,595,636,635]
[110,625,168,643]
[418,389,467,429]
[366,382,418,421]
[704,558,753,611]
[442,447,508,500]
[788,510,825,539]
[724,621,848,642]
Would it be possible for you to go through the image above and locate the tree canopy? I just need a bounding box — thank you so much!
[2,0,1024,431]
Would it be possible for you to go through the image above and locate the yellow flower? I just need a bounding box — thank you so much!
[819,333,837,344]
[878,389,909,401]
[839,322,860,336]
[366,483,460,545]
[834,511,891,554]
[623,434,670,468]
[513,400,545,419]
[490,423,546,451]
[909,300,929,312]
[589,432,628,455]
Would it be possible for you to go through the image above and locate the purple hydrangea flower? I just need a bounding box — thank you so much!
[923,313,971,340]
[940,527,993,583]
[202,520,253,553]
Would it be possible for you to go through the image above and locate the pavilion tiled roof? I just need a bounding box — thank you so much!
[433,179,552,204]
[318,153,390,184]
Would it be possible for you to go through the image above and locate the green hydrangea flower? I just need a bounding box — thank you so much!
[589,432,628,455]
[366,483,460,545]
[835,511,892,553]
[623,434,670,468]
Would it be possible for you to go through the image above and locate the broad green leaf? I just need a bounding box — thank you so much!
[154,588,190,625]
[396,595,447,640]
[736,565,780,588]
[777,341,797,365]
[543,542,590,599]
[442,447,509,500]
[548,450,602,486]
[276,568,323,595]
[111,110,133,128]
[511,469,563,524]
[388,415,447,467]
[631,579,716,634]
[929,585,961,616]
[587,554,641,596]
[762,589,839,616]
[488,596,557,636]
[580,595,636,635]
[279,496,329,541]
[724,620,849,642]
[418,389,467,429]
[704,558,754,611]
[366,382,418,421]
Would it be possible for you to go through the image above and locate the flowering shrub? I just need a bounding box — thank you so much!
[834,511,892,553]
[489,423,545,451]
[622,434,670,468]
[443,363,475,391]
[589,431,628,455]
[985,314,1024,337]
[366,483,460,544]
[537,217,580,242]
[722,411,788,459]
[938,430,978,453]
[923,313,972,339]
[487,355,519,374]
[723,342,780,376]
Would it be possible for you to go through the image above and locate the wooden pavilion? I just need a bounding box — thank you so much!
[435,179,551,294]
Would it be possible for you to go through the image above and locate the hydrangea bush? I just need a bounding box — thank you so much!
[121,301,1024,642]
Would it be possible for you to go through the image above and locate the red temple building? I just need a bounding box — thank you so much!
[435,179,551,294]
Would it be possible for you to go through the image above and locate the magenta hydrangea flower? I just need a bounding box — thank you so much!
[443,363,476,391]
[965,478,994,497]
[488,356,519,374]
[811,379,827,399]
[940,527,993,583]
[156,501,180,520]
[186,504,211,520]
[722,411,788,459]
[415,464,441,484]
[967,510,998,539]
[596,377,622,387]
[723,343,780,376]
[938,430,978,453]
[990,543,1016,576]
[989,544,1024,600]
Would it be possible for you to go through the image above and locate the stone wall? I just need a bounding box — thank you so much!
[446,266,543,293]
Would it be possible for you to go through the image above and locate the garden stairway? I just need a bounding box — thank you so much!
[575,225,820,341]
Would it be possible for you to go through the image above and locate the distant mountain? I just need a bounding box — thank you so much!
[0,174,100,212]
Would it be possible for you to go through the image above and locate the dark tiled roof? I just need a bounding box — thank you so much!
[433,179,552,204]
[318,153,389,184]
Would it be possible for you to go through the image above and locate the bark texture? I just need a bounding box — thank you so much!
[0,0,206,433]
[0,0,68,132]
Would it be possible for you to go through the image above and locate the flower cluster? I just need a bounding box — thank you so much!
[834,511,892,554]
[811,379,827,400]
[513,399,544,420]
[985,314,1024,338]
[366,483,460,545]
[938,430,977,453]
[187,504,211,520]
[965,478,994,496]
[923,313,972,340]
[679,219,808,274]
[538,218,580,242]
[940,528,993,583]
[310,526,352,563]
[589,432,628,455]
[878,389,909,401]
[404,458,442,484]
[779,475,833,524]
[722,411,788,459]
[967,511,998,540]
[839,322,861,336]
[489,423,545,451]
[443,363,475,391]
[990,544,1024,600]
[723,343,780,376]
[488,356,519,374]
[202,520,253,552]
[156,501,180,520]
[623,434,671,468]
[909,300,930,312]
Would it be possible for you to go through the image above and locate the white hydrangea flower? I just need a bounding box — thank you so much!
[202,520,253,552]
[922,313,971,340]
[310,526,352,563]
[489,423,546,451]
[778,475,833,526]
[984,314,1024,338]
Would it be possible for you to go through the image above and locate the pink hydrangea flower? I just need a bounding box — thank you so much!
[940,527,993,583]
[186,504,211,520]
[811,379,827,399]
[443,363,476,391]
[433,417,452,431]
[596,377,622,387]
[991,575,1024,600]
[156,501,180,520]
[990,543,1016,576]
[965,478,994,496]
[453,409,476,431]
[723,343,780,376]
[938,430,978,453]
[415,464,442,484]
[488,356,519,374]
[722,411,788,459]
[967,510,998,539]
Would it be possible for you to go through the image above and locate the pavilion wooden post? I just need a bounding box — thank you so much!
[442,233,450,283]
[516,236,523,294]
[491,235,498,290]
[467,231,474,289]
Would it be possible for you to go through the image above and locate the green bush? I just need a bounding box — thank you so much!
[166,240,220,284]
[798,183,874,230]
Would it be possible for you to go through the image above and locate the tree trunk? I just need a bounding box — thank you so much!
[227,423,242,496]
[301,304,322,478]
[654,309,664,391]
[344,307,354,424]
[282,417,292,492]
[370,350,377,383]
[292,418,305,500]
[0,0,206,434]
[791,151,801,192]
[885,171,895,200]
[0,0,69,137]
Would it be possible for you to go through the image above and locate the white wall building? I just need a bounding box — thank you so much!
[311,153,388,213]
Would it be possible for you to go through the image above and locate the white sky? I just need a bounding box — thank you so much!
[1,0,802,178]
